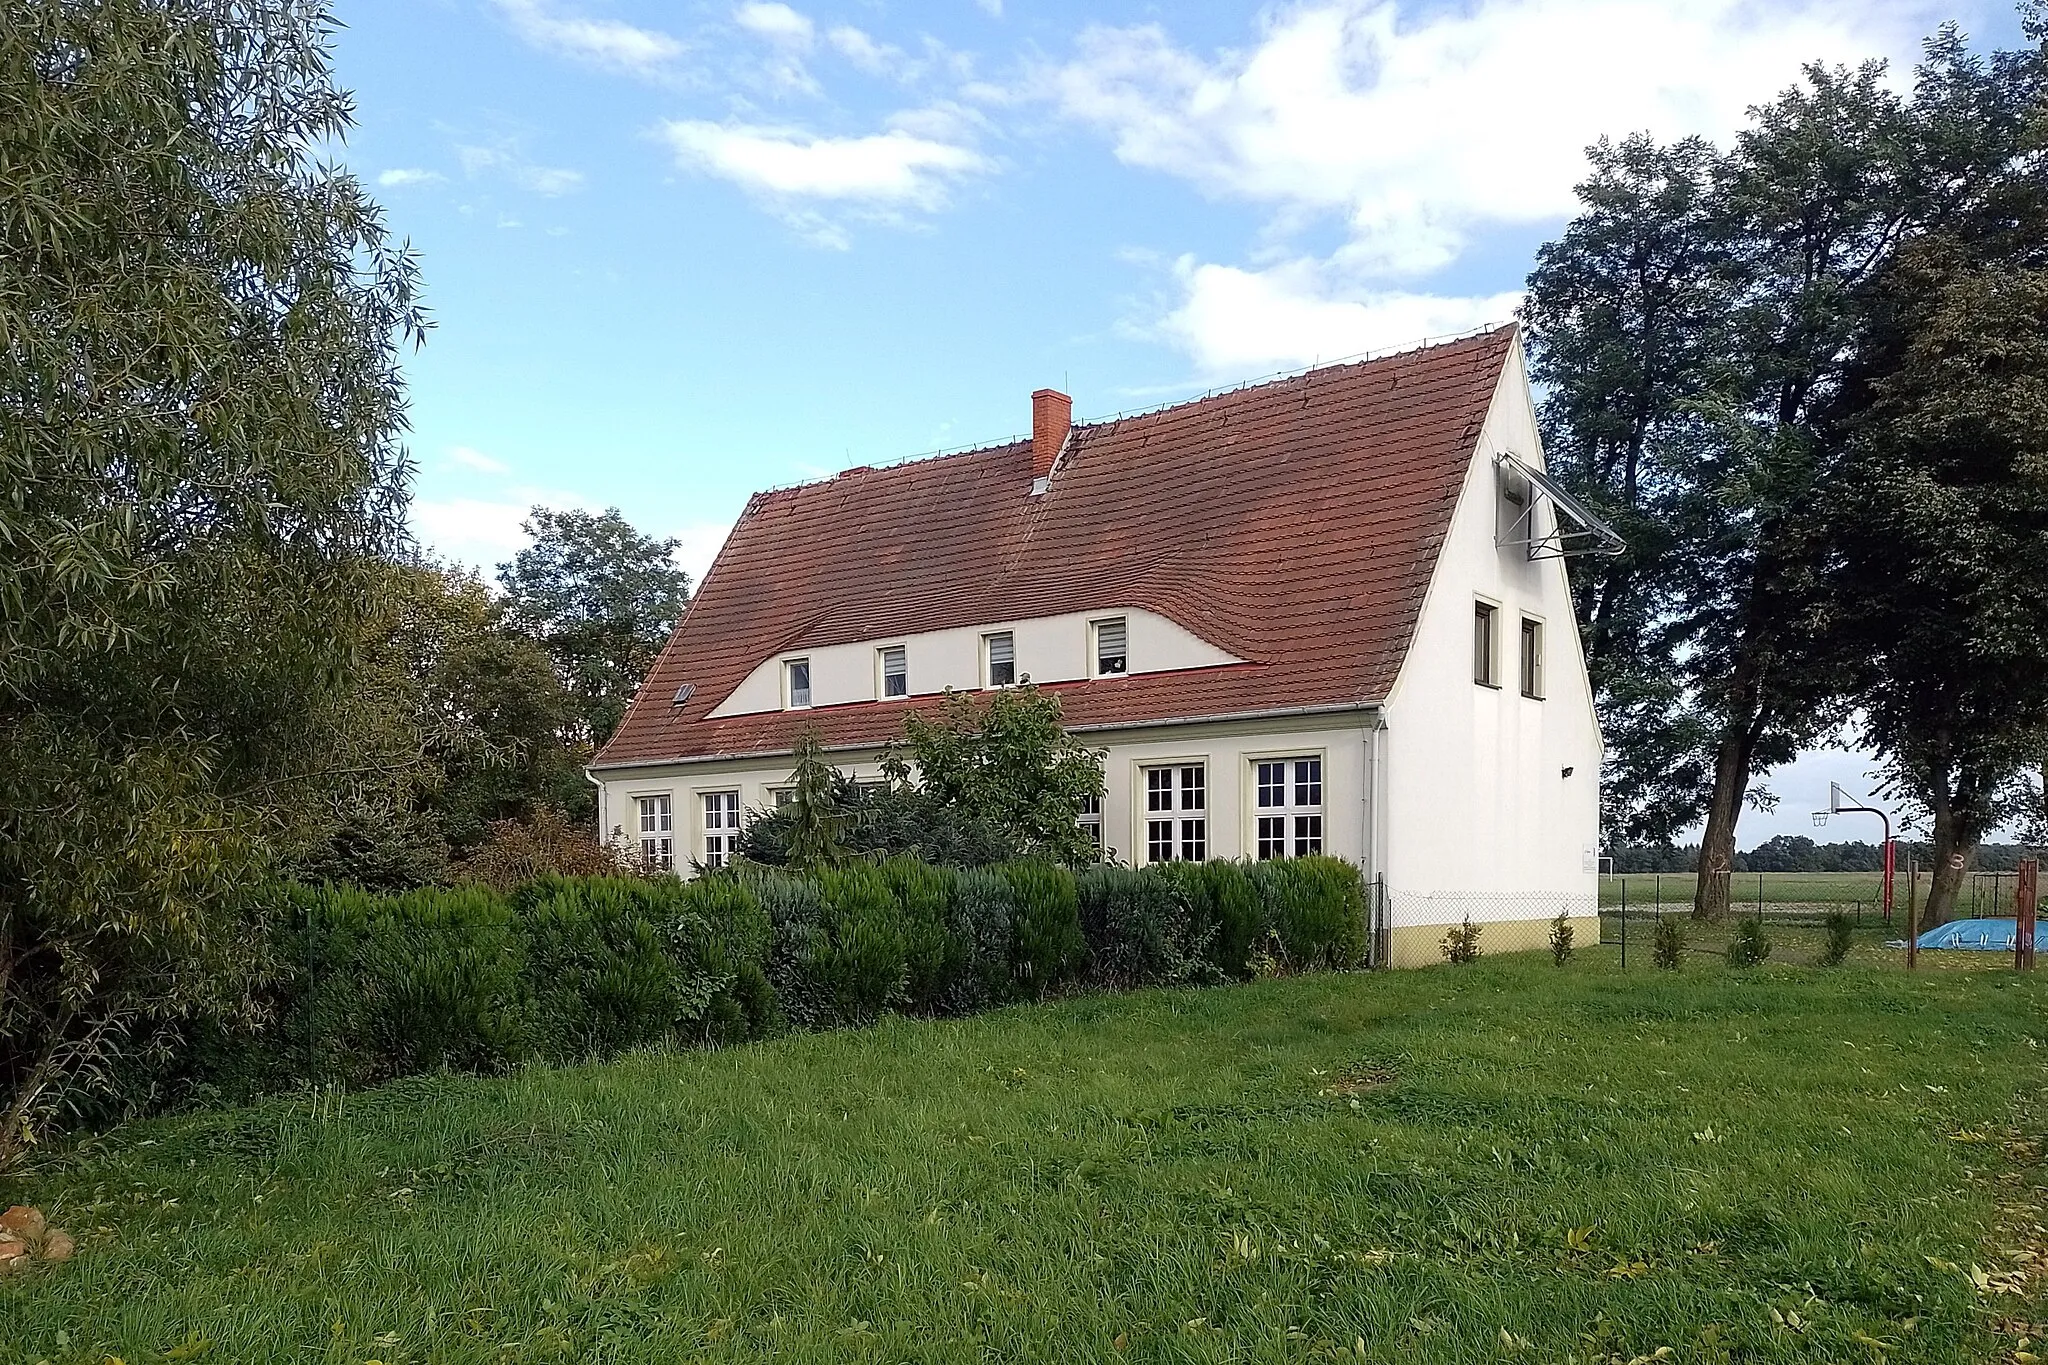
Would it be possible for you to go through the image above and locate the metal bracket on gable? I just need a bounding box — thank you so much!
[1494,453,1625,561]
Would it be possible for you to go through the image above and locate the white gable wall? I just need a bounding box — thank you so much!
[1377,338,1603,963]
[709,607,1241,717]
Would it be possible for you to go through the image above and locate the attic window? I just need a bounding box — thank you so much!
[670,682,696,707]
[983,631,1016,688]
[880,645,908,698]
[785,657,812,709]
[1092,617,1128,677]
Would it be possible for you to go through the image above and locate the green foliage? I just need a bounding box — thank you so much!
[812,865,910,1025]
[1819,909,1855,967]
[669,878,778,1045]
[878,856,955,1012]
[0,0,423,1168]
[944,869,1018,1013]
[1253,856,1368,970]
[901,686,1106,865]
[1076,865,1220,989]
[747,869,837,1031]
[497,507,691,747]
[513,878,693,1063]
[293,885,527,1087]
[780,731,851,871]
[1196,860,1267,979]
[1002,860,1086,997]
[1439,916,1483,966]
[1726,917,1772,970]
[1549,910,1575,966]
[1652,915,1686,971]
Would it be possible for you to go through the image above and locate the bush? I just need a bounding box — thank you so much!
[946,869,1017,1013]
[1003,859,1085,997]
[812,864,909,1024]
[512,876,693,1063]
[1819,909,1854,967]
[1439,916,1483,965]
[878,856,955,1012]
[669,877,777,1044]
[1652,915,1685,971]
[1078,865,1220,989]
[748,870,837,1031]
[1163,861,1264,979]
[1251,856,1366,970]
[1727,916,1772,969]
[294,883,526,1086]
[1549,909,1574,966]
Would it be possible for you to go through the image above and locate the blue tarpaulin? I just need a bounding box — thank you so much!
[1916,918,2046,952]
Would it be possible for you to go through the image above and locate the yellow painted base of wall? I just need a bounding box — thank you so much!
[1385,916,1601,969]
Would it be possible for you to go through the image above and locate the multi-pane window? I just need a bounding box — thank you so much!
[1473,602,1498,686]
[786,657,812,708]
[1144,763,1207,863]
[1093,617,1128,676]
[636,794,673,871]
[1520,618,1544,699]
[880,645,908,699]
[772,788,795,808]
[702,791,740,869]
[1078,793,1103,856]
[1254,757,1324,859]
[984,631,1016,687]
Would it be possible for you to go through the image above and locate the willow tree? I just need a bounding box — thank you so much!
[0,0,422,1165]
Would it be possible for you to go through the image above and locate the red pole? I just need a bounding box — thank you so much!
[2017,859,2037,972]
[1881,832,1894,926]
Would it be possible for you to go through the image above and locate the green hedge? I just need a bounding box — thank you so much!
[203,854,1366,1097]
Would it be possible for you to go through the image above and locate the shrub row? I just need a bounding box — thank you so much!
[208,855,1366,1094]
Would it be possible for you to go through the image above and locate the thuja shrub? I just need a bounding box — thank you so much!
[669,877,778,1044]
[747,870,837,1030]
[1727,917,1772,969]
[1077,864,1219,989]
[946,868,1018,1013]
[1652,915,1685,971]
[512,876,693,1063]
[878,855,955,1013]
[1819,908,1854,967]
[294,883,526,1086]
[1253,856,1368,970]
[1439,916,1483,965]
[1002,859,1085,998]
[1197,860,1266,978]
[812,864,910,1025]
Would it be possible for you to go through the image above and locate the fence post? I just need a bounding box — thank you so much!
[2017,860,2037,973]
[1619,878,1628,970]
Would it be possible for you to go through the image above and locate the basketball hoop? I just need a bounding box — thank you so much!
[1816,782,1898,955]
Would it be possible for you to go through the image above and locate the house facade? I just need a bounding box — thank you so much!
[591,325,1605,966]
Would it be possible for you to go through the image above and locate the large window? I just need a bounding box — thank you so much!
[636,794,673,871]
[879,645,908,699]
[1143,762,1207,863]
[1473,601,1499,687]
[984,631,1016,687]
[1092,617,1128,676]
[1520,617,1544,699]
[702,791,740,869]
[1078,792,1103,856]
[1254,757,1323,858]
[785,657,812,708]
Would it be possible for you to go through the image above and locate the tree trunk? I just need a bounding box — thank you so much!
[1923,802,1973,928]
[1693,725,1753,919]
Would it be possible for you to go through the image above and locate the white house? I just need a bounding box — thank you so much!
[591,325,1610,966]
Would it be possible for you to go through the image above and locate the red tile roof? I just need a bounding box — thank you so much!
[595,326,1516,768]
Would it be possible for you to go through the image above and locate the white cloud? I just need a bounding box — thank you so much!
[658,119,990,219]
[1048,0,1936,370]
[494,0,685,75]
[975,0,1003,15]
[447,445,510,475]
[458,142,586,196]
[673,522,735,589]
[735,2,815,47]
[1155,256,1522,376]
[377,167,445,188]
[828,25,894,73]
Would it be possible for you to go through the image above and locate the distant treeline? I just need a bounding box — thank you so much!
[1608,836,2039,875]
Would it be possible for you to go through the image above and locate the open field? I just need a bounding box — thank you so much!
[2,953,2043,1364]
[1595,871,2003,917]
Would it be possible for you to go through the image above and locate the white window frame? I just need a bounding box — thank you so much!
[1140,761,1207,864]
[1090,616,1128,678]
[784,657,813,709]
[1078,792,1103,858]
[1473,599,1500,688]
[878,644,909,699]
[635,793,673,871]
[982,631,1017,689]
[1252,755,1324,859]
[701,790,740,870]
[1519,616,1545,699]
[771,786,795,809]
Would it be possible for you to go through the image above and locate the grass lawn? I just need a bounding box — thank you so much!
[2,952,2043,1364]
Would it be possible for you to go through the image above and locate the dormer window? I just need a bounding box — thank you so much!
[785,657,812,709]
[1092,616,1127,676]
[879,645,908,698]
[983,631,1015,688]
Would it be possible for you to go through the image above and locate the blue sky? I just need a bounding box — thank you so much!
[330,0,2022,845]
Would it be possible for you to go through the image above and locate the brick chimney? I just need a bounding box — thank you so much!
[1030,388,1071,494]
